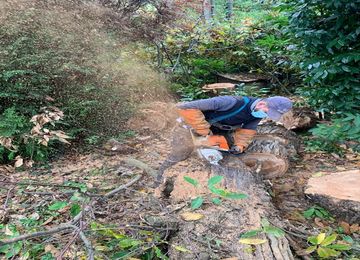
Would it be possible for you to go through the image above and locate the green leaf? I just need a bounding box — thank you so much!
[303,207,315,219]
[314,209,325,218]
[207,175,223,187]
[239,238,267,245]
[155,246,169,259]
[183,176,198,187]
[305,245,317,254]
[172,245,191,253]
[308,235,318,245]
[240,229,261,238]
[70,204,81,217]
[327,243,351,251]
[317,247,340,258]
[191,197,203,210]
[316,233,326,245]
[342,235,353,244]
[211,197,222,205]
[223,192,247,199]
[209,187,227,197]
[48,201,68,211]
[263,226,285,238]
[320,234,337,246]
[260,218,270,228]
[119,238,141,249]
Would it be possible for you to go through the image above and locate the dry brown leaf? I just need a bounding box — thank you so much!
[14,156,24,168]
[45,244,60,256]
[41,216,54,226]
[339,221,351,234]
[350,223,359,233]
[180,212,204,221]
[314,217,325,228]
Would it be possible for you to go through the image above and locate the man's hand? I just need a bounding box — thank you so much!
[202,83,236,92]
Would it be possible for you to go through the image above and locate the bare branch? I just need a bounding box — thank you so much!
[104,174,141,198]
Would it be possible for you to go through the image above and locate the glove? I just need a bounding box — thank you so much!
[193,134,230,150]
[177,109,210,136]
[232,128,256,153]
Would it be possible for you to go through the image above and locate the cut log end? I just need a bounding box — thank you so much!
[305,170,360,223]
[241,153,289,179]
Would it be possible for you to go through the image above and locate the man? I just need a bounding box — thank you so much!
[154,83,293,186]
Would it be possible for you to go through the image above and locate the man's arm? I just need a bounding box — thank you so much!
[176,96,238,136]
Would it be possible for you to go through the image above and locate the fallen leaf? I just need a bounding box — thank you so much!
[30,212,40,220]
[336,166,346,171]
[350,223,359,233]
[14,156,23,168]
[312,172,327,178]
[314,217,325,228]
[41,216,54,226]
[45,244,60,255]
[172,245,191,253]
[239,238,267,245]
[180,212,204,221]
[339,221,351,234]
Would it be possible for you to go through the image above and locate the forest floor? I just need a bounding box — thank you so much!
[1,120,360,259]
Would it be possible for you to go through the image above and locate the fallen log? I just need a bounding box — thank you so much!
[157,156,295,259]
[304,170,360,223]
[241,123,300,179]
[279,107,319,131]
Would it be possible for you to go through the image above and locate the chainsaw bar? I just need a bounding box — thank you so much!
[197,148,223,165]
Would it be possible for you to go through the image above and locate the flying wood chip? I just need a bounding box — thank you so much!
[180,212,204,221]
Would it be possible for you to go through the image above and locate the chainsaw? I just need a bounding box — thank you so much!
[189,130,231,165]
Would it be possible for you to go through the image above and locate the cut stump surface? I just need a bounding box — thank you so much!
[305,170,360,223]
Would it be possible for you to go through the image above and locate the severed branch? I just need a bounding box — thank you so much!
[104,174,141,198]
[0,224,75,246]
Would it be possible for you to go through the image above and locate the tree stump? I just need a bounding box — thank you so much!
[240,124,300,179]
[159,156,294,259]
[304,170,360,223]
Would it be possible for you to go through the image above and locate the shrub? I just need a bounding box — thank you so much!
[286,0,360,114]
[0,1,171,148]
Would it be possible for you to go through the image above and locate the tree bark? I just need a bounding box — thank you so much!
[225,0,234,20]
[161,157,294,259]
[203,0,214,23]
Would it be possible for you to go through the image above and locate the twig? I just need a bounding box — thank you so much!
[0,224,75,246]
[3,187,14,210]
[104,174,141,198]
[123,157,157,177]
[56,227,81,260]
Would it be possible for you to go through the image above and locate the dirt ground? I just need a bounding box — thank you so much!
[1,106,360,259]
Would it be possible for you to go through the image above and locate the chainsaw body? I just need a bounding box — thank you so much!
[190,130,230,165]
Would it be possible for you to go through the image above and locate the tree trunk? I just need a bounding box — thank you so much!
[305,169,360,223]
[203,0,214,23]
[159,156,294,259]
[225,0,234,20]
[241,124,300,179]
